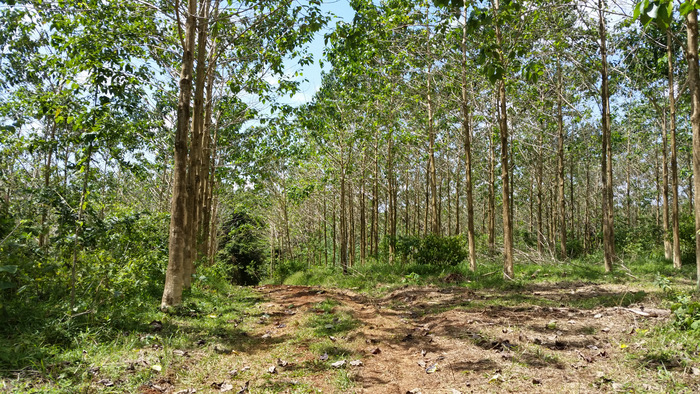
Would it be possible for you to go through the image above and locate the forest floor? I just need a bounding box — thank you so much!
[4,267,700,393]
[225,283,687,393]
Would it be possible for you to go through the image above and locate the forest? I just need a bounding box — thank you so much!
[3,0,700,392]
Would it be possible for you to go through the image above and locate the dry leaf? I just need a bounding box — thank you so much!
[331,360,346,368]
[97,379,114,387]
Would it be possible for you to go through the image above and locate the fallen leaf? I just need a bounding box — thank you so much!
[228,369,238,377]
[97,379,114,387]
[173,349,188,357]
[331,360,346,368]
[692,367,700,376]
[349,360,363,366]
[151,364,162,372]
[220,383,234,392]
[261,333,271,339]
[489,373,504,383]
[417,360,427,368]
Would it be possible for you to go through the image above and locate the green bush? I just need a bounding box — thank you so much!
[396,234,467,266]
[217,209,267,285]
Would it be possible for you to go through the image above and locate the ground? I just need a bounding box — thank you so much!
[138,282,694,393]
[6,279,697,393]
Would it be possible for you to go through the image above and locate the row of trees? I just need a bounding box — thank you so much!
[4,0,700,313]
[256,0,700,289]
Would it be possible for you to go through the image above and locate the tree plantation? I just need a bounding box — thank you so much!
[3,0,700,392]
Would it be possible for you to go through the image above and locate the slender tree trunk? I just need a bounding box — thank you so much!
[557,60,567,259]
[667,30,682,269]
[537,128,544,254]
[388,131,397,263]
[340,173,348,273]
[462,4,476,270]
[685,9,700,289]
[493,0,513,278]
[360,151,366,265]
[488,117,496,255]
[40,119,57,248]
[349,178,355,267]
[324,194,328,265]
[371,131,379,257]
[599,0,615,272]
[70,141,93,312]
[162,0,197,309]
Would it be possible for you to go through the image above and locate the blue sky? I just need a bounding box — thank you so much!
[280,0,355,105]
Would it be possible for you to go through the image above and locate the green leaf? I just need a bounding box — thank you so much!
[0,265,18,274]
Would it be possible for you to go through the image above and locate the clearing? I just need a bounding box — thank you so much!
[156,282,689,393]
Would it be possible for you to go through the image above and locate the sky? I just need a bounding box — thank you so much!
[278,0,356,106]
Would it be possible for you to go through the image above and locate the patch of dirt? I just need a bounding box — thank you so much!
[192,284,693,393]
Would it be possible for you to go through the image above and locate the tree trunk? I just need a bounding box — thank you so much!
[557,59,567,259]
[685,9,700,289]
[71,140,93,312]
[462,3,477,270]
[667,30,682,269]
[599,0,615,272]
[162,0,197,309]
[360,151,366,265]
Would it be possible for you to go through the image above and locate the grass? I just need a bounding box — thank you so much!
[0,277,265,393]
[4,248,700,392]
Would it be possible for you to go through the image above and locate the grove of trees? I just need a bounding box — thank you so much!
[3,0,700,314]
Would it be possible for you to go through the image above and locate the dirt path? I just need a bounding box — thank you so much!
[244,284,683,393]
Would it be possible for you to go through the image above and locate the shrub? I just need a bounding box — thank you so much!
[396,234,467,266]
[217,209,267,285]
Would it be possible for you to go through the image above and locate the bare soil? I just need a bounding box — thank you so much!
[222,282,699,394]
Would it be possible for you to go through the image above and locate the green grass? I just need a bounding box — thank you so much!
[0,276,264,393]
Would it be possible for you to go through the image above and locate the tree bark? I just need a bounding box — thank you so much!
[685,9,700,289]
[667,30,682,269]
[162,0,197,309]
[557,59,567,259]
[462,3,476,270]
[599,0,615,272]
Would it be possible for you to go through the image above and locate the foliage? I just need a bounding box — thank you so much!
[217,209,267,286]
[670,294,700,331]
[395,234,467,266]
